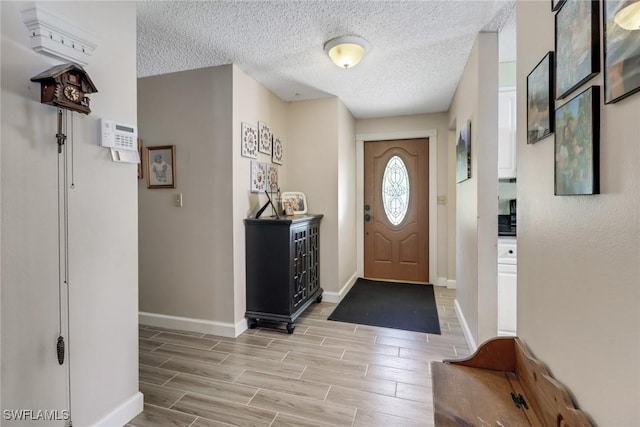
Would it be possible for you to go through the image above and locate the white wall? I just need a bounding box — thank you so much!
[448,33,499,348]
[338,102,357,289]
[1,2,140,425]
[516,1,640,424]
[138,65,289,335]
[287,98,341,295]
[138,66,235,326]
[232,65,290,326]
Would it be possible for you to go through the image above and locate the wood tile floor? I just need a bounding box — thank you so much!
[128,287,468,427]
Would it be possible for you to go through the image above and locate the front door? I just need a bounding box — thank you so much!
[364,139,429,282]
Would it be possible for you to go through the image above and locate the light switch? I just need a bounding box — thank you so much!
[437,195,447,205]
[175,193,183,207]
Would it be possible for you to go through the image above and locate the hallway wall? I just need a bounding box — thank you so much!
[1,2,140,425]
[516,1,640,424]
[448,32,499,347]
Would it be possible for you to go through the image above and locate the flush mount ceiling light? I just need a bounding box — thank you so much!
[614,0,640,30]
[324,36,369,69]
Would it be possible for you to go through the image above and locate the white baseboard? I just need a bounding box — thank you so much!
[454,299,477,352]
[323,272,359,303]
[436,277,456,288]
[92,391,143,427]
[139,311,240,338]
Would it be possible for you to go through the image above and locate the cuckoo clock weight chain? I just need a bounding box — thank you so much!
[31,63,97,427]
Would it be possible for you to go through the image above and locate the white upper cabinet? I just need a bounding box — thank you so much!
[498,87,517,179]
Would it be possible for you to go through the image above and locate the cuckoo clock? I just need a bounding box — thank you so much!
[31,63,97,115]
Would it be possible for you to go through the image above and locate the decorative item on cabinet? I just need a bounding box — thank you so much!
[244,215,323,333]
[281,192,307,214]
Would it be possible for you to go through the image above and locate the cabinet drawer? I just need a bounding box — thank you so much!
[497,241,517,264]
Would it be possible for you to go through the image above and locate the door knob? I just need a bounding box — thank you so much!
[365,214,371,222]
[365,204,371,211]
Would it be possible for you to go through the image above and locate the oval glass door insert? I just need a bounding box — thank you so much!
[382,155,410,225]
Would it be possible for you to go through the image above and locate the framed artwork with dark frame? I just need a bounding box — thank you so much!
[146,145,176,189]
[527,52,555,144]
[555,0,600,99]
[554,86,600,196]
[603,0,640,104]
[551,0,566,11]
[455,120,471,183]
[137,138,143,179]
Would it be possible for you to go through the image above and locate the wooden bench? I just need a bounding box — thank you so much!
[431,337,592,426]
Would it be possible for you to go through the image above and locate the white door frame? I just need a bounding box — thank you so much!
[356,129,438,284]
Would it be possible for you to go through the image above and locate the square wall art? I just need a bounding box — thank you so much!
[242,122,258,159]
[258,121,272,154]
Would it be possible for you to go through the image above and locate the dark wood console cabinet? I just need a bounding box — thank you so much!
[244,214,323,333]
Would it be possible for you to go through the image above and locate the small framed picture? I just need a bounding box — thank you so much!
[281,191,307,214]
[146,145,176,189]
[527,52,555,144]
[554,86,600,196]
[283,201,294,216]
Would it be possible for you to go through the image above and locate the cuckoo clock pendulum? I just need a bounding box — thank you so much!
[30,63,97,376]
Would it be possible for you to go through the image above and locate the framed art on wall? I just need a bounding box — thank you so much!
[267,164,278,192]
[258,121,272,154]
[251,160,267,193]
[146,145,176,189]
[272,135,283,165]
[137,138,143,179]
[241,122,258,159]
[555,0,600,99]
[527,52,555,144]
[455,120,471,183]
[554,86,600,196]
[603,0,640,104]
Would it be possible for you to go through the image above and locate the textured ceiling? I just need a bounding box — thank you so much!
[137,1,515,119]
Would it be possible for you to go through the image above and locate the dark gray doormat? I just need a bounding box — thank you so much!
[328,278,441,334]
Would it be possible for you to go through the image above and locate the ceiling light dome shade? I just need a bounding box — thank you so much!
[614,0,640,30]
[324,36,369,69]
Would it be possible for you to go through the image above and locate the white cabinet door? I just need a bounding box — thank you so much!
[498,88,517,179]
[497,263,517,336]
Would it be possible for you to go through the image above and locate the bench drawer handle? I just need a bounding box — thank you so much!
[511,392,529,410]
